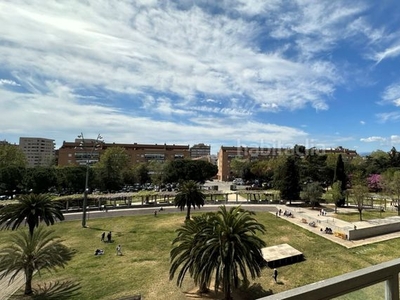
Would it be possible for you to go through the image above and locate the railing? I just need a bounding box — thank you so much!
[259,258,400,300]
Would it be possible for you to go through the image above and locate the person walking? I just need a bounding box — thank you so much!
[273,268,278,282]
[116,244,122,256]
[101,232,105,242]
[107,231,112,243]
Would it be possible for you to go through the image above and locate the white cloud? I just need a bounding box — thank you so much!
[381,82,400,106]
[0,79,20,86]
[360,136,387,143]
[360,120,365,125]
[0,0,355,115]
[0,0,396,154]
[374,44,400,64]
[376,111,400,123]
[390,135,400,144]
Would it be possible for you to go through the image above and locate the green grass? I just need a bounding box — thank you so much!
[2,210,400,300]
[334,209,398,222]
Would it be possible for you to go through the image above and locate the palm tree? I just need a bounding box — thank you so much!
[170,206,266,300]
[0,193,65,237]
[174,180,205,220]
[170,213,213,293]
[0,226,75,295]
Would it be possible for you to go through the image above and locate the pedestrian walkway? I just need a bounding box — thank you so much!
[273,205,400,248]
[0,272,25,300]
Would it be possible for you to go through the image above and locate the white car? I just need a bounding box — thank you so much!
[233,178,244,185]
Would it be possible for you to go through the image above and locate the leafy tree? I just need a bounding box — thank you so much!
[148,161,165,185]
[351,184,369,221]
[230,158,251,179]
[300,182,323,208]
[300,153,330,187]
[174,180,205,220]
[0,193,65,237]
[132,163,150,185]
[274,156,300,204]
[170,206,266,300]
[333,154,346,206]
[0,166,26,197]
[25,167,57,194]
[388,147,400,169]
[95,146,130,191]
[381,170,400,216]
[364,150,389,175]
[347,155,367,176]
[331,181,344,213]
[0,227,74,295]
[56,166,88,194]
[367,174,382,192]
[293,144,306,157]
[250,160,271,183]
[163,160,217,184]
[0,144,27,168]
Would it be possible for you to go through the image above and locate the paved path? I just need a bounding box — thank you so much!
[273,205,400,248]
[0,272,25,300]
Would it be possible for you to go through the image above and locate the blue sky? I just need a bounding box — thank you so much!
[1,1,400,155]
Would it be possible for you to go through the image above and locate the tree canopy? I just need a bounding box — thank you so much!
[174,180,205,220]
[170,206,266,300]
[0,144,27,169]
[0,227,74,295]
[274,156,300,203]
[0,193,65,237]
[163,160,217,183]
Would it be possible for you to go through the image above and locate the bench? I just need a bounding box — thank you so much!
[334,232,347,240]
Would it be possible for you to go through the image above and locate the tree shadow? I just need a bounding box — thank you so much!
[233,282,273,299]
[31,280,81,300]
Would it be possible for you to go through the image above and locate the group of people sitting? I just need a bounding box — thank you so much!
[94,249,105,256]
[283,210,293,217]
[324,227,333,234]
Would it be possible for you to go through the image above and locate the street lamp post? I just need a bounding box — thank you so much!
[78,132,103,228]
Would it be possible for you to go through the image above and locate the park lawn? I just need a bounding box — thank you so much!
[334,209,398,222]
[2,209,400,300]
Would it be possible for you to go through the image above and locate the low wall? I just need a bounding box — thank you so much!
[348,220,400,240]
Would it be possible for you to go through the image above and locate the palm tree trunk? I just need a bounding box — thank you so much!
[199,282,209,293]
[24,266,34,295]
[186,204,191,220]
[28,223,35,238]
[224,282,232,300]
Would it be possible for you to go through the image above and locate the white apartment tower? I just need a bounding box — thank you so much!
[19,137,55,167]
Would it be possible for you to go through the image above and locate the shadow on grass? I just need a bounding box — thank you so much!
[30,280,81,300]
[235,282,273,299]
[87,227,105,231]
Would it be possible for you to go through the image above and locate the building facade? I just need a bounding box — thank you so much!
[57,141,190,166]
[190,143,211,159]
[19,137,55,167]
[217,146,285,181]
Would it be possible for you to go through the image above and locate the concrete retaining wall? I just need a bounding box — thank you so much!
[348,222,400,240]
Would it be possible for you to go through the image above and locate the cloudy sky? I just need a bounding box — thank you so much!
[1,0,400,154]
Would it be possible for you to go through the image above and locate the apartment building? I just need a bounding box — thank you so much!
[217,146,286,181]
[57,141,190,166]
[190,143,211,159]
[19,137,55,167]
